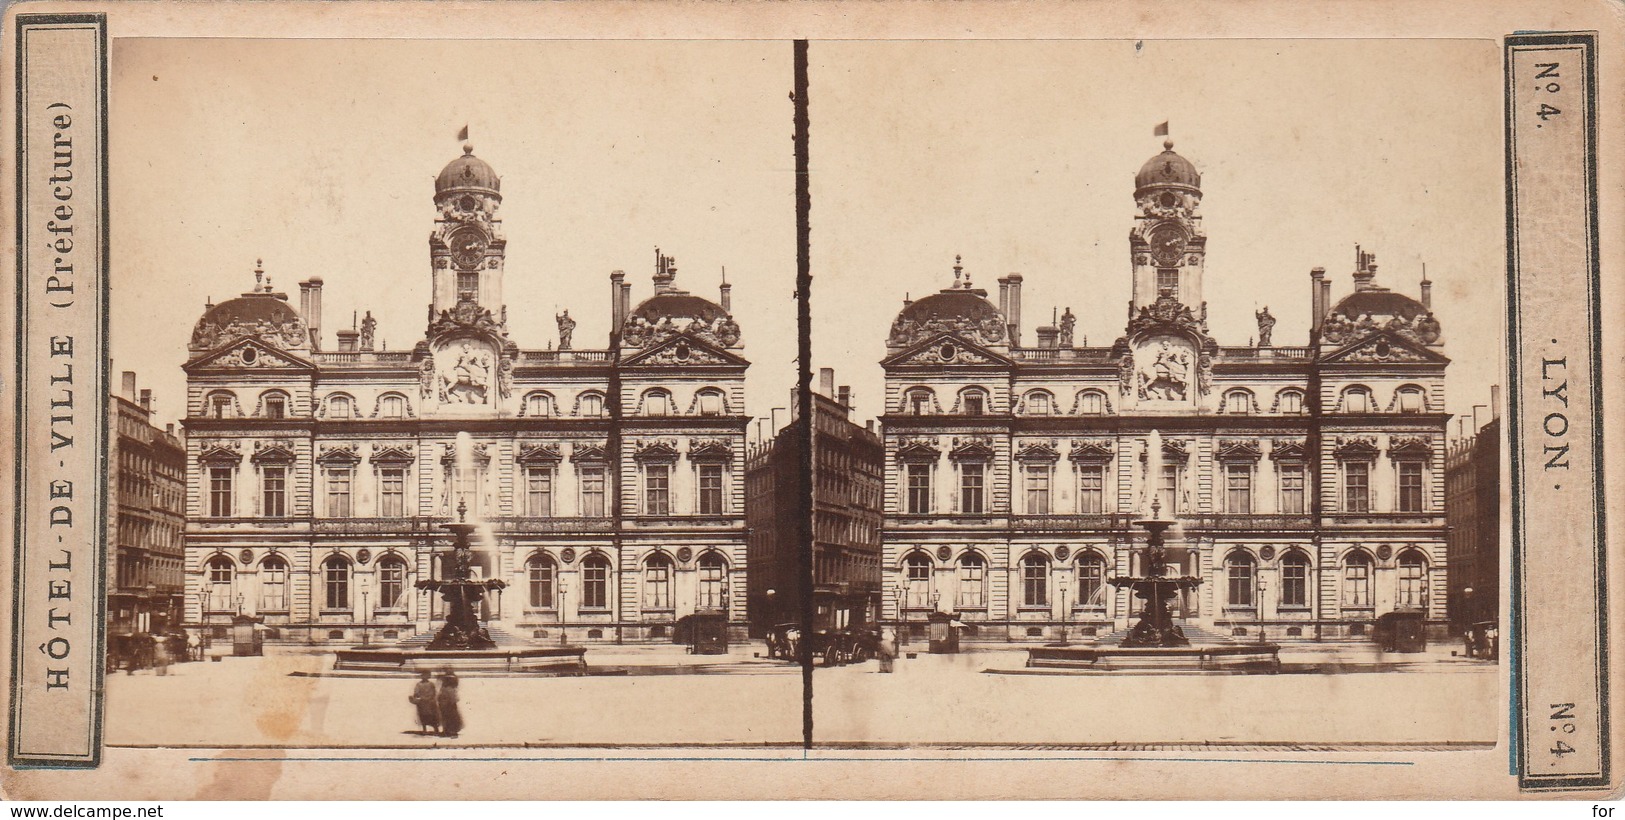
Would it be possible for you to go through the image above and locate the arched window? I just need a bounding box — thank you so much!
[1024,390,1053,416]
[904,552,932,609]
[1280,551,1311,608]
[641,389,674,416]
[1076,553,1107,608]
[206,555,235,611]
[527,554,557,609]
[1397,549,1428,608]
[378,394,407,419]
[696,388,726,416]
[578,392,605,418]
[1341,386,1373,413]
[1224,389,1254,415]
[1021,553,1050,607]
[207,391,237,419]
[1076,390,1106,415]
[698,552,727,610]
[1395,385,1426,413]
[956,553,986,609]
[326,394,354,420]
[643,553,673,610]
[1342,551,1374,608]
[260,391,289,419]
[1225,551,1256,607]
[580,555,610,610]
[958,388,988,416]
[258,555,288,611]
[904,387,935,415]
[376,554,408,609]
[1277,389,1305,414]
[524,392,555,417]
[321,555,351,611]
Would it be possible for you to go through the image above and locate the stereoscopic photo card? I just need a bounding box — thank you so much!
[2,0,1621,801]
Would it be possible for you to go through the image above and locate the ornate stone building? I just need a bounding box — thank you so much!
[879,139,1451,642]
[183,144,750,645]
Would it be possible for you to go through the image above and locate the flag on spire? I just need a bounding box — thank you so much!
[1153,121,1169,137]
[457,124,469,142]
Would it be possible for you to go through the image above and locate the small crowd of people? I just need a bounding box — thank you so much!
[408,670,464,738]
[111,631,203,675]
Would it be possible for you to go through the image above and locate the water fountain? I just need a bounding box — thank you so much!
[1025,430,1280,673]
[333,434,588,674]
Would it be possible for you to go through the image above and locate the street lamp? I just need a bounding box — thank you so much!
[558,579,569,646]
[360,578,371,647]
[1057,573,1071,646]
[893,584,907,647]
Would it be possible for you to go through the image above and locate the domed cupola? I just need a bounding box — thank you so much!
[189,260,310,351]
[1135,138,1203,196]
[621,248,742,350]
[886,256,1008,349]
[434,143,501,203]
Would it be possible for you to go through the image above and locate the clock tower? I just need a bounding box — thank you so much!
[1128,138,1206,317]
[429,143,507,316]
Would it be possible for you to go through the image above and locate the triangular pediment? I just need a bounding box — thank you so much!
[186,339,314,373]
[620,333,748,368]
[883,333,1012,369]
[1322,331,1449,365]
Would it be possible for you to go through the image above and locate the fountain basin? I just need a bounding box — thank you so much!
[333,645,588,674]
[1025,643,1281,673]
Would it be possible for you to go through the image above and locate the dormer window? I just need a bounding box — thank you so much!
[1396,386,1425,413]
[642,390,673,416]
[327,395,353,419]
[959,388,987,416]
[1224,389,1254,415]
[524,392,554,417]
[905,388,934,416]
[1277,390,1305,414]
[263,393,286,419]
[697,389,725,416]
[379,394,407,419]
[1024,391,1052,416]
[578,393,605,417]
[1077,391,1105,415]
[208,392,235,419]
[1341,386,1373,413]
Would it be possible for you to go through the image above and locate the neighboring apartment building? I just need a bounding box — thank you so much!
[109,372,188,637]
[745,369,884,634]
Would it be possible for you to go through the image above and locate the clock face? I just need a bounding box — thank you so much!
[450,228,487,269]
[1148,223,1188,267]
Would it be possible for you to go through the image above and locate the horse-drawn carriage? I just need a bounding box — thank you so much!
[765,623,883,666]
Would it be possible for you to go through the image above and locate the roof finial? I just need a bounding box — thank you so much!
[953,254,963,288]
[254,258,264,291]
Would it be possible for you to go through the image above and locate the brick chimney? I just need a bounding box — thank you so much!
[1309,267,1327,333]
[121,370,137,399]
[837,385,851,410]
[999,274,1023,346]
[139,389,152,413]
[819,367,835,397]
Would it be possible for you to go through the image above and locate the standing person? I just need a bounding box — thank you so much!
[877,626,896,673]
[409,671,440,735]
[187,630,202,662]
[151,632,170,676]
[436,671,462,738]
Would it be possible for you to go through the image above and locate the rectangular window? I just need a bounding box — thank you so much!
[962,393,984,415]
[209,466,234,517]
[1022,560,1049,607]
[1227,563,1255,607]
[580,466,606,517]
[525,466,554,517]
[959,463,985,514]
[1157,268,1180,300]
[264,396,286,419]
[697,464,725,515]
[957,560,985,608]
[379,468,405,518]
[1344,462,1371,513]
[1024,464,1051,514]
[326,467,353,518]
[457,270,479,297]
[261,466,286,518]
[1078,464,1105,514]
[905,463,931,514]
[1159,463,1181,514]
[1225,463,1252,514]
[1397,462,1425,512]
[259,563,287,611]
[1281,560,1308,607]
[582,561,609,609]
[1278,463,1306,514]
[644,464,671,516]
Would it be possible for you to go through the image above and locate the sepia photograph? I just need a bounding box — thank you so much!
[4,0,1621,804]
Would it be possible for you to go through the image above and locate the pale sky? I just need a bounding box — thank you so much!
[110,38,1505,435]
[110,39,797,428]
[809,39,1505,428]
